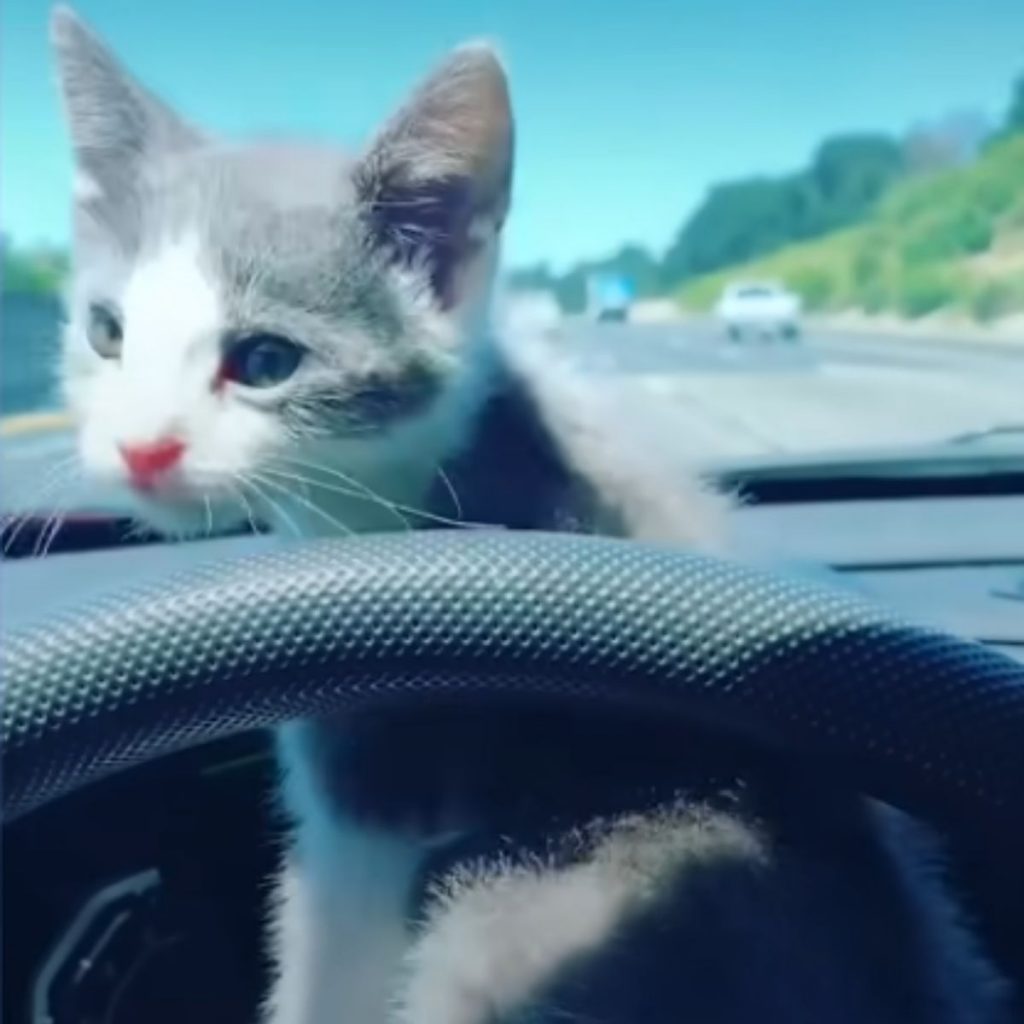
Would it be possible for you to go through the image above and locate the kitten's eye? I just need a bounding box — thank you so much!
[87,303,123,359]
[222,334,305,389]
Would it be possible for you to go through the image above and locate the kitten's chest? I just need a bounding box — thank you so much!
[280,706,766,857]
[271,700,780,1024]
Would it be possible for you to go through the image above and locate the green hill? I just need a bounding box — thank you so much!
[678,133,1024,323]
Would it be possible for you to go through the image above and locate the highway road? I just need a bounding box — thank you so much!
[555,319,1023,461]
[1,321,1021,514]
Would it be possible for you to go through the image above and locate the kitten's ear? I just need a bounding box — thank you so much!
[50,5,201,198]
[355,42,514,309]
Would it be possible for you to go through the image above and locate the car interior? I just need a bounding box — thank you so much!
[3,454,1023,1024]
[4,2,1024,1020]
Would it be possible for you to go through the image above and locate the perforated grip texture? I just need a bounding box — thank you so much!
[3,530,1023,844]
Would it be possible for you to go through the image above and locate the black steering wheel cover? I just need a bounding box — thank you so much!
[3,530,1023,848]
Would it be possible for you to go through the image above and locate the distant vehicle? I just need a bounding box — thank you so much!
[714,280,802,342]
[587,273,635,322]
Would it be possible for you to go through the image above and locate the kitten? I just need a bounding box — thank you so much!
[51,7,1010,1024]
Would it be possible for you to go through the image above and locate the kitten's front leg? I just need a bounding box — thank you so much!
[263,723,428,1024]
[263,844,421,1024]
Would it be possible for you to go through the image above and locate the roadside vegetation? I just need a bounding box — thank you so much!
[2,240,68,297]
[678,132,1024,322]
[514,73,1024,324]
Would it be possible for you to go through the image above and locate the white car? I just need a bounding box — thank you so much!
[714,281,802,342]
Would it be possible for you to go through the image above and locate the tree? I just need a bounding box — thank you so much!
[506,263,557,292]
[807,133,904,227]
[983,71,1024,148]
[660,133,904,287]
[1003,73,1024,135]
[2,242,69,296]
[661,176,814,283]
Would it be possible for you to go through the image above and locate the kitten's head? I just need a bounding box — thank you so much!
[51,5,513,536]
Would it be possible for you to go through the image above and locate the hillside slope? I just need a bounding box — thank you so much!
[678,134,1024,323]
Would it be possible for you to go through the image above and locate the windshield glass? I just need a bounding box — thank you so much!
[2,0,1023,534]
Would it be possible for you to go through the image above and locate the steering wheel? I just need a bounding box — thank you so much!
[3,529,1024,989]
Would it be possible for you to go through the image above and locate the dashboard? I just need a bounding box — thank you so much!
[3,489,1023,1024]
[4,493,1023,654]
[733,493,1024,664]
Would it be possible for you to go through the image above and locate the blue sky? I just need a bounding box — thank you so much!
[3,0,1023,271]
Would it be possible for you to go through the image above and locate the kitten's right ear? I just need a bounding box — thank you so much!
[50,5,201,198]
[354,42,514,310]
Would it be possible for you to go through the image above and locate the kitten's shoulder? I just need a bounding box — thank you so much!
[485,316,733,551]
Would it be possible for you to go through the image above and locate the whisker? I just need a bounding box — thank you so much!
[250,472,354,538]
[0,454,78,533]
[203,496,214,539]
[237,475,305,541]
[39,512,70,558]
[366,495,487,531]
[231,480,260,536]
[0,513,32,553]
[3,461,79,555]
[261,464,411,532]
[31,510,59,558]
[31,475,79,558]
[276,455,395,504]
[270,457,411,530]
[275,456,489,531]
[122,519,151,544]
[436,465,463,521]
[260,466,354,498]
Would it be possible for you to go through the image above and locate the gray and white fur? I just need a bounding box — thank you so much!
[50,7,1010,1023]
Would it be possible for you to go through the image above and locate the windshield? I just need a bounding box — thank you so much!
[2,0,1023,537]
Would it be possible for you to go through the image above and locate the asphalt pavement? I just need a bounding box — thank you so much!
[556,318,1023,460]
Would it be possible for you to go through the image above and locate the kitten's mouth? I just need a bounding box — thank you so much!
[124,474,192,498]
[124,478,251,537]
[122,476,206,511]
[119,461,230,503]
[127,477,178,497]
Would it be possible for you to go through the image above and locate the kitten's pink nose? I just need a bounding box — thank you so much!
[119,437,186,489]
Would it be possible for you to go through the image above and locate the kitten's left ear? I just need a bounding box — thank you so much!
[50,5,202,201]
[354,42,514,309]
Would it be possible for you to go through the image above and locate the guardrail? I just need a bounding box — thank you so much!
[0,410,74,438]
